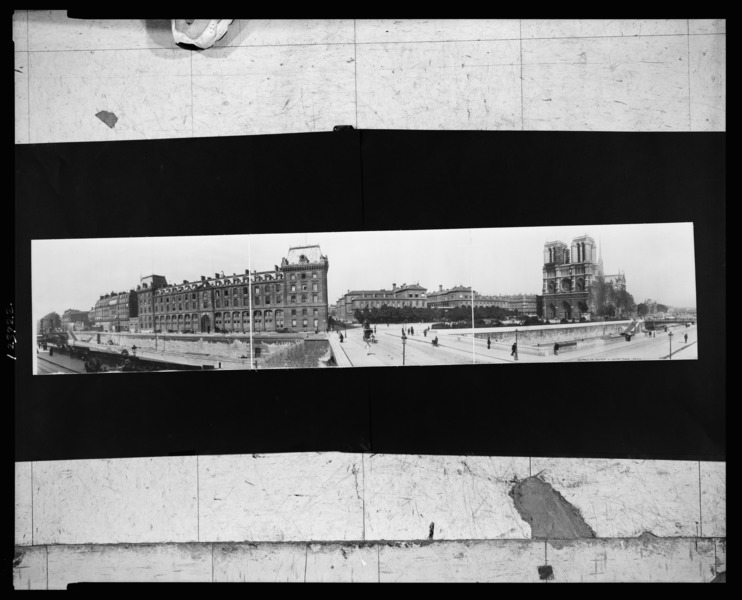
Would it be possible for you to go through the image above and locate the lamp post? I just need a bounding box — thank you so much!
[514,328,519,361]
[402,332,407,366]
[668,330,673,359]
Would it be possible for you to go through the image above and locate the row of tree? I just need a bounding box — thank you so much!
[589,275,637,319]
[636,302,669,317]
[349,304,521,325]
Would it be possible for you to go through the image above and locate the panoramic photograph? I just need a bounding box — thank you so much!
[32,223,697,374]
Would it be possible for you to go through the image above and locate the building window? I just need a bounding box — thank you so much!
[313,309,318,316]
[291,295,296,303]
[312,272,317,279]
[314,319,318,328]
[312,283,318,291]
[292,319,297,326]
[302,309,307,316]
[243,287,248,295]
[301,273,306,279]
[254,286,260,294]
[290,274,295,280]
[291,284,296,292]
[265,296,271,305]
[216,300,221,308]
[303,319,308,327]
[225,299,229,307]
[216,290,220,298]
[302,295,307,303]
[313,295,318,303]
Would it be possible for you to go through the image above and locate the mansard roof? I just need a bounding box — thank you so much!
[286,245,325,264]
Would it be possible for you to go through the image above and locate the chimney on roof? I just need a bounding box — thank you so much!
[392,283,396,289]
[183,280,187,284]
[215,273,219,279]
[439,285,443,291]
[201,276,206,281]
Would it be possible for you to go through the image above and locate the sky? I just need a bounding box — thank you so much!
[32,222,697,322]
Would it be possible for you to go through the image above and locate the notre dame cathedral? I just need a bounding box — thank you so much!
[542,235,629,321]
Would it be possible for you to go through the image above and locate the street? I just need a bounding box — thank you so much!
[329,323,698,366]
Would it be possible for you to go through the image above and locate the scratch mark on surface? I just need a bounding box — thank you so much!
[351,463,362,501]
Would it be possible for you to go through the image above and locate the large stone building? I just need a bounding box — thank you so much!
[134,274,169,332]
[131,245,329,334]
[541,235,598,321]
[336,283,428,321]
[541,235,629,321]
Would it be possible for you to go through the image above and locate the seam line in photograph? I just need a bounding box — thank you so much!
[196,455,200,542]
[353,19,358,129]
[519,19,524,130]
[698,461,703,537]
[687,19,692,131]
[361,454,366,541]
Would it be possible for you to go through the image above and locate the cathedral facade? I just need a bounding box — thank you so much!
[541,235,599,321]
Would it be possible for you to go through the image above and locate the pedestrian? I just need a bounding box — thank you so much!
[684,333,688,343]
[374,325,377,334]
[554,342,559,356]
[487,336,491,350]
[339,332,344,343]
[511,342,518,360]
[424,329,428,338]
[364,337,371,354]
[411,326,414,336]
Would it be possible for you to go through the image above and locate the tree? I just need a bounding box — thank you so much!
[636,303,648,317]
[656,303,669,314]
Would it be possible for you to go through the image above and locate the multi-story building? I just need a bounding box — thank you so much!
[426,286,538,313]
[507,294,539,315]
[132,245,329,334]
[134,275,169,333]
[337,283,428,321]
[92,290,138,332]
[426,285,473,310]
[61,309,91,331]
